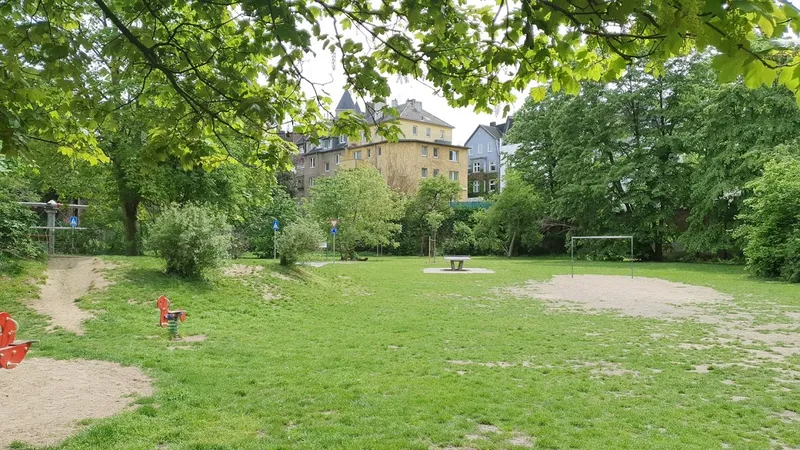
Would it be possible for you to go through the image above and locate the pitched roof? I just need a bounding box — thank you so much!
[335,91,361,113]
[395,101,453,128]
[365,100,453,128]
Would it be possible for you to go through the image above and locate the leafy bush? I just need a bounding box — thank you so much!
[276,217,324,266]
[0,199,43,261]
[442,221,475,255]
[737,155,800,282]
[145,203,232,277]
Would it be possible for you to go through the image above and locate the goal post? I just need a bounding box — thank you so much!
[570,235,634,278]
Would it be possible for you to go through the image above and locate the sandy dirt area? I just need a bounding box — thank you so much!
[0,358,152,448]
[26,256,115,335]
[222,264,264,277]
[505,275,800,363]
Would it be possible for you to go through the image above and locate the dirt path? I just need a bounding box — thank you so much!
[26,256,116,335]
[0,358,152,448]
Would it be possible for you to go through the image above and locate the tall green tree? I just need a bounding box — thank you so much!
[308,167,402,260]
[474,177,543,257]
[405,176,461,256]
[736,151,800,282]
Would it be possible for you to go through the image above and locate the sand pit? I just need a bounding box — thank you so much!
[27,256,116,335]
[506,275,731,319]
[506,275,800,364]
[0,358,152,448]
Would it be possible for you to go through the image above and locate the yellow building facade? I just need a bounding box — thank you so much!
[298,96,467,200]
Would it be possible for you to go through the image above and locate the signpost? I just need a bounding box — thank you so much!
[272,219,280,260]
[69,216,79,228]
[330,219,339,256]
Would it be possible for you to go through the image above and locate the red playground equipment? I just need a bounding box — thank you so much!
[0,312,37,369]
[157,296,186,339]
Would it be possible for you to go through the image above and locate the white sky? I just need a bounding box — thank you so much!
[296,2,525,146]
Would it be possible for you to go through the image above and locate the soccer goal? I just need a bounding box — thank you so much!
[570,235,634,278]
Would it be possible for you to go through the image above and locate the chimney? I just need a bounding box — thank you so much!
[391,99,398,107]
[490,121,497,127]
[413,100,423,112]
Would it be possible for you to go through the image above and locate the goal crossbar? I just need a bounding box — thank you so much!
[570,235,634,278]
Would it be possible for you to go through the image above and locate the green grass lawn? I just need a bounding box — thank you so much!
[2,257,800,449]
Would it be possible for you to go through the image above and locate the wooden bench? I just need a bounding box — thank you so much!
[443,255,471,271]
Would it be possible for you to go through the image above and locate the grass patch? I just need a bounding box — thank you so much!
[2,257,800,449]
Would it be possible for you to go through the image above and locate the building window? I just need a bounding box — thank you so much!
[433,148,439,158]
[487,143,493,153]
[472,162,480,173]
[367,149,371,158]
[309,177,315,187]
[472,181,480,192]
[324,139,332,149]
[421,167,428,178]
[354,151,362,160]
[449,150,458,162]
[310,157,316,168]
[489,179,497,191]
[325,161,330,172]
[378,147,382,156]
[449,171,459,181]
[340,135,347,143]
[489,160,496,171]
[412,126,418,136]
[421,146,428,157]
[426,127,431,137]
[433,169,440,176]
[478,143,484,154]
[335,154,341,165]
[440,130,444,139]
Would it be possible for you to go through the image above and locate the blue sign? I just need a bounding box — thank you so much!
[69,216,79,228]
[331,227,337,235]
[272,219,279,231]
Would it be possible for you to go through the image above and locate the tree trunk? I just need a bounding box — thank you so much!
[506,231,516,258]
[122,198,140,256]
[653,239,664,262]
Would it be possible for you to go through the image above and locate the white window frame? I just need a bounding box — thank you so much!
[488,142,493,153]
[325,161,330,172]
[426,127,431,137]
[472,162,480,173]
[489,179,497,191]
[340,135,347,143]
[421,167,428,178]
[309,177,315,187]
[412,126,418,136]
[421,146,428,157]
[310,157,316,168]
[478,143,484,154]
[433,168,440,177]
[472,181,480,192]
[449,150,458,162]
[449,171,459,181]
[489,160,496,171]
[433,148,439,158]
[354,151,362,160]
[335,154,341,165]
